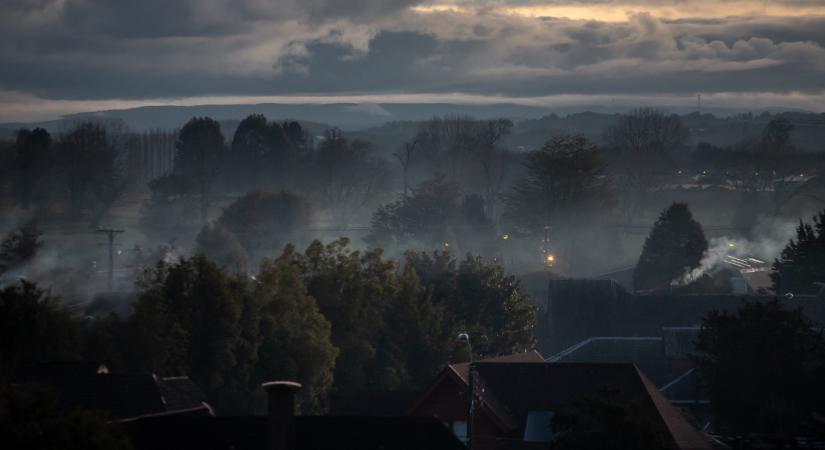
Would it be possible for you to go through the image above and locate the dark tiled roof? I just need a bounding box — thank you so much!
[127,415,466,450]
[16,363,211,420]
[334,389,421,416]
[662,327,700,360]
[546,337,672,386]
[473,362,711,450]
[158,376,209,412]
[56,374,167,419]
[660,368,708,404]
[450,351,546,384]
[20,360,107,381]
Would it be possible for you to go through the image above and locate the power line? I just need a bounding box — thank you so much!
[96,228,125,291]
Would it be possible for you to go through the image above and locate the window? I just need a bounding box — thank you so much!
[451,420,468,445]
[523,410,556,442]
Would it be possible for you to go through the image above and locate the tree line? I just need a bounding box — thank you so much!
[4,109,825,277]
[0,229,536,414]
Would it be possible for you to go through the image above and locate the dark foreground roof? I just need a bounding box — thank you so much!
[473,362,711,450]
[127,415,466,450]
[545,337,672,385]
[15,362,211,420]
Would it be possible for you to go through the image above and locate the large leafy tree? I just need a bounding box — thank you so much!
[367,175,495,253]
[633,202,707,291]
[128,255,337,414]
[0,221,43,277]
[14,128,52,210]
[503,134,610,237]
[502,135,611,271]
[228,114,296,192]
[404,250,537,358]
[0,280,80,382]
[195,222,249,273]
[138,174,200,240]
[217,191,313,264]
[58,122,128,224]
[304,128,389,227]
[0,388,133,450]
[694,300,825,436]
[174,117,225,225]
[603,108,687,218]
[129,256,242,404]
[254,253,338,413]
[771,210,825,295]
[282,239,535,411]
[291,239,399,406]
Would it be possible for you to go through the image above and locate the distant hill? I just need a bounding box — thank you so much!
[2,103,824,154]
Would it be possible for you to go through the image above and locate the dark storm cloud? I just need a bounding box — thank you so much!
[0,0,824,102]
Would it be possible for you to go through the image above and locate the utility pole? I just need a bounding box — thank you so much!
[458,332,474,449]
[542,226,555,268]
[97,228,125,291]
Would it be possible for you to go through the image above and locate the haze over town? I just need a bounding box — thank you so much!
[2,1,825,450]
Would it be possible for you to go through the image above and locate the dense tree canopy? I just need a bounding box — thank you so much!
[15,128,52,210]
[228,114,297,192]
[0,221,43,277]
[633,203,708,291]
[503,134,610,237]
[174,117,225,225]
[694,300,825,436]
[58,122,127,223]
[772,210,825,295]
[0,280,79,383]
[217,191,313,264]
[368,175,496,254]
[128,255,337,414]
[0,388,132,450]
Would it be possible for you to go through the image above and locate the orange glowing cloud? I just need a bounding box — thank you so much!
[412,1,825,21]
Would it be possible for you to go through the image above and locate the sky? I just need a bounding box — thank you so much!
[1,0,825,121]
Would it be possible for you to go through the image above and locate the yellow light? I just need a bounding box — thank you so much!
[728,243,735,248]
[547,255,555,262]
[443,242,449,248]
[502,234,509,241]
[800,173,805,177]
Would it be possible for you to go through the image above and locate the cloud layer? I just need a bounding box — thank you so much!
[1,0,824,119]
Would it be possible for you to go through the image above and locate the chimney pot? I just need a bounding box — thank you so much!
[262,381,302,450]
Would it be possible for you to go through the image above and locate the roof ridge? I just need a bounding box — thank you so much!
[546,336,662,362]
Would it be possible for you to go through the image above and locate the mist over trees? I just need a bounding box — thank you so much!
[771,210,825,295]
[3,105,825,438]
[633,203,708,291]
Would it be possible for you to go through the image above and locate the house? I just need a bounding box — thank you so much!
[410,359,712,450]
[546,328,712,428]
[128,381,466,450]
[537,279,825,356]
[15,361,213,421]
[408,351,546,445]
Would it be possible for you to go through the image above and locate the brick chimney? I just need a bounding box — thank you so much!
[262,381,302,450]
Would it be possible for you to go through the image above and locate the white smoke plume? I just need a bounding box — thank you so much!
[680,217,798,284]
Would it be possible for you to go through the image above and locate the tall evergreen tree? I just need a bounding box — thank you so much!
[771,210,825,294]
[633,202,707,291]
